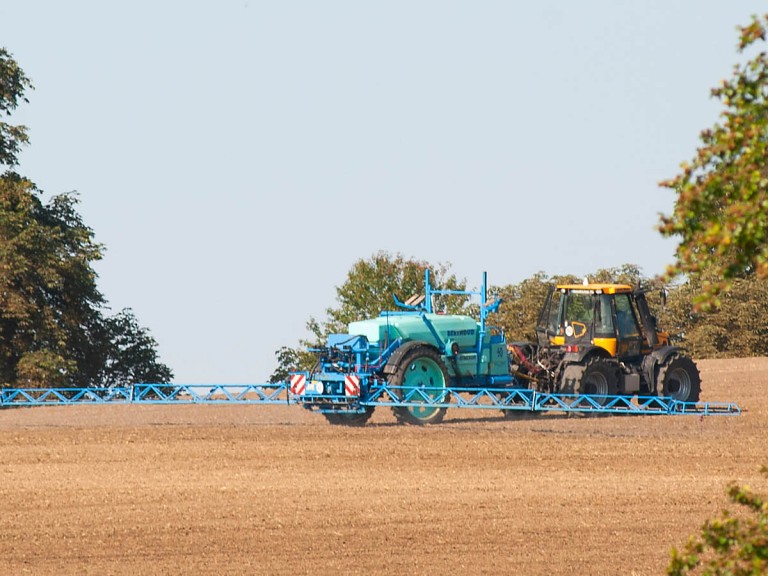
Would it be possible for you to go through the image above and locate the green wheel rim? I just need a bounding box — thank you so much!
[401,356,446,420]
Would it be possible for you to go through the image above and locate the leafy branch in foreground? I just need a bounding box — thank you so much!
[668,465,768,575]
[659,14,768,309]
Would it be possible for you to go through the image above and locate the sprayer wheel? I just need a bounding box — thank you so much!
[323,407,375,426]
[389,346,448,425]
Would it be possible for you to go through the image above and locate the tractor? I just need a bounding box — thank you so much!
[291,272,701,426]
[509,281,701,405]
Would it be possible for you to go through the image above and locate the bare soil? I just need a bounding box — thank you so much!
[0,357,766,575]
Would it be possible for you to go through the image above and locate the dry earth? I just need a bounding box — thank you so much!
[0,357,766,575]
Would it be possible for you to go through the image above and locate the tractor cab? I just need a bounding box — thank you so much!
[535,283,662,360]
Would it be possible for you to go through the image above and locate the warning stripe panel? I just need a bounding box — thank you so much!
[344,374,360,397]
[290,374,306,395]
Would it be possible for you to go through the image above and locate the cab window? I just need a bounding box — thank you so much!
[564,292,593,326]
[546,290,564,335]
[594,294,615,338]
[615,293,641,339]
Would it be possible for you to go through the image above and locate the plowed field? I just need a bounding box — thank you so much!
[1,358,766,575]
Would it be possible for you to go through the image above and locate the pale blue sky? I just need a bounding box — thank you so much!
[1,1,764,383]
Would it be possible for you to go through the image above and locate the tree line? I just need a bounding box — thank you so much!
[270,252,768,382]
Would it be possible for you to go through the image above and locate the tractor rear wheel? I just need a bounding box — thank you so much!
[323,407,375,426]
[658,354,701,402]
[389,346,448,425]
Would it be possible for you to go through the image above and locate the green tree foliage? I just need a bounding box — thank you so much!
[320,251,466,337]
[589,263,646,286]
[100,309,174,386]
[662,273,768,358]
[0,48,32,167]
[0,170,174,387]
[269,345,303,384]
[668,466,768,576]
[0,47,172,387]
[659,15,768,308]
[0,175,104,386]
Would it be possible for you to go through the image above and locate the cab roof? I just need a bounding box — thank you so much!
[555,283,633,294]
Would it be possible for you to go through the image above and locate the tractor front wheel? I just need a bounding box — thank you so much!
[578,358,620,397]
[561,358,619,407]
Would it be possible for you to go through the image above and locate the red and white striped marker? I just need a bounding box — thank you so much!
[290,374,306,395]
[344,374,361,397]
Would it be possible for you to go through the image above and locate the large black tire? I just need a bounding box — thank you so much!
[578,358,620,397]
[502,407,541,420]
[500,384,540,420]
[561,357,619,406]
[323,407,375,426]
[658,354,701,402]
[389,346,448,425]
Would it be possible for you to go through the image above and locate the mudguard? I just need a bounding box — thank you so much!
[562,344,612,365]
[641,346,682,393]
[382,340,438,375]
